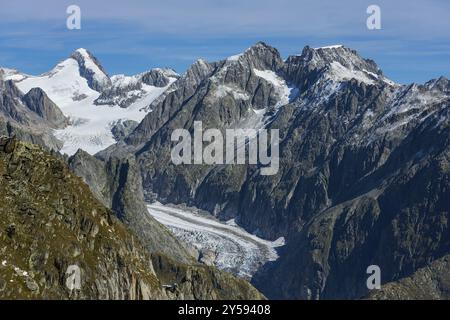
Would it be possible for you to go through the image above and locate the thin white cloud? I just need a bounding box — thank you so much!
[1,0,449,83]
[1,0,449,38]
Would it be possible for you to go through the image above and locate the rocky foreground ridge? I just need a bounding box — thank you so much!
[0,141,264,299]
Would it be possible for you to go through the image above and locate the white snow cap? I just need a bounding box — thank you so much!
[4,49,177,155]
[71,48,110,83]
[314,44,344,50]
[75,48,90,56]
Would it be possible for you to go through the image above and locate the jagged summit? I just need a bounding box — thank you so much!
[284,44,395,90]
[302,44,380,74]
[0,67,26,82]
[2,42,449,301]
[243,41,278,55]
[95,68,179,108]
[70,48,107,73]
[220,42,394,89]
[178,58,216,89]
[425,76,449,92]
[70,48,111,91]
[224,42,283,71]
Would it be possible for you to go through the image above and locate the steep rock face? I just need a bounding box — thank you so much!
[366,254,450,300]
[231,78,449,299]
[125,58,218,146]
[0,142,162,299]
[123,43,294,205]
[142,68,178,87]
[111,120,139,141]
[242,80,449,298]
[22,87,68,129]
[68,149,194,264]
[105,43,450,299]
[95,69,179,108]
[0,117,62,151]
[0,80,65,150]
[125,41,287,148]
[70,48,111,92]
[0,141,264,300]
[3,49,180,155]
[0,80,30,125]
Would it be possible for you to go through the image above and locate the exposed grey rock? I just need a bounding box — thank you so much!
[0,80,64,150]
[25,278,39,292]
[68,149,194,264]
[22,87,68,129]
[0,117,63,151]
[0,134,17,153]
[122,43,294,209]
[111,120,139,141]
[0,80,29,125]
[95,68,179,108]
[0,141,264,300]
[125,58,219,145]
[141,68,178,87]
[3,42,448,300]
[103,42,450,300]
[70,49,112,91]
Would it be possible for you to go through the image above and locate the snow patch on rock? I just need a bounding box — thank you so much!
[253,69,297,106]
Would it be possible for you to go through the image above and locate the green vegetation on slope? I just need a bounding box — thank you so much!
[0,141,264,300]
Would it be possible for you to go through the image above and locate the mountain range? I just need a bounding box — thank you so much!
[1,42,449,299]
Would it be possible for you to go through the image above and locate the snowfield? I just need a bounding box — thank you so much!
[5,50,177,155]
[147,202,285,280]
[50,80,175,155]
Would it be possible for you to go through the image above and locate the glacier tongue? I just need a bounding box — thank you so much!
[147,202,285,280]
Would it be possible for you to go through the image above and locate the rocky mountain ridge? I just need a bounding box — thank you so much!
[1,49,179,154]
[0,75,67,150]
[2,42,448,300]
[101,42,449,300]
[0,141,264,299]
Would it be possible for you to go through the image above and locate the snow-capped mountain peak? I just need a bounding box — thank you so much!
[70,48,111,91]
[3,49,179,155]
[314,44,344,50]
[285,45,395,89]
[301,45,381,76]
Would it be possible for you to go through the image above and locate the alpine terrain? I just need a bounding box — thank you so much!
[1,42,449,300]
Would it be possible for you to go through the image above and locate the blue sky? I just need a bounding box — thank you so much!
[1,0,449,84]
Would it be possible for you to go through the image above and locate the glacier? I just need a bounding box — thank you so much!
[147,202,285,280]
